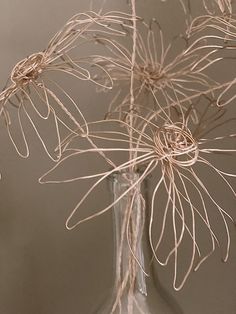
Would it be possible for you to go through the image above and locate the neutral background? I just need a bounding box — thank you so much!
[0,1,235,313]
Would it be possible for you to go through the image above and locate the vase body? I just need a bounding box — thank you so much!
[94,171,181,314]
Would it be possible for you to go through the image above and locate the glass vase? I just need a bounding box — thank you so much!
[94,171,182,314]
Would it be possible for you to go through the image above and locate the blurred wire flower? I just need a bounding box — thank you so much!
[39,99,236,290]
[184,8,236,109]
[90,18,221,116]
[202,0,233,16]
[0,11,134,161]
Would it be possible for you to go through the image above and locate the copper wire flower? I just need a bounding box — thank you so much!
[90,17,222,116]
[202,0,233,16]
[39,100,236,290]
[0,11,134,161]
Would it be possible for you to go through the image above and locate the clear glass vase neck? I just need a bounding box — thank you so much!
[93,171,183,314]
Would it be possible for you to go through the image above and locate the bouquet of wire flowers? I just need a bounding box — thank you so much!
[1,0,236,311]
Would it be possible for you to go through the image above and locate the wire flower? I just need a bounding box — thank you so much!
[202,0,233,16]
[90,17,222,117]
[0,11,134,161]
[184,10,236,109]
[39,99,236,290]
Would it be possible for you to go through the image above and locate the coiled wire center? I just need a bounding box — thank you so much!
[11,52,45,85]
[153,123,199,167]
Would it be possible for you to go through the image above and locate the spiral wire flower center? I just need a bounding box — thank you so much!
[153,124,199,167]
[11,52,45,85]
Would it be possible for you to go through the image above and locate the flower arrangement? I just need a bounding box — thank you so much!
[0,0,236,312]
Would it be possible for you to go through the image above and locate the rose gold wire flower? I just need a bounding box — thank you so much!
[39,99,236,290]
[187,10,235,39]
[182,9,236,110]
[0,11,133,161]
[202,0,233,16]
[90,17,221,117]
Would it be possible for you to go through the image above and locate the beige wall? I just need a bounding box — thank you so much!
[0,1,235,313]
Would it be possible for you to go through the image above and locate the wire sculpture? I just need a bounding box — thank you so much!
[1,0,236,312]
